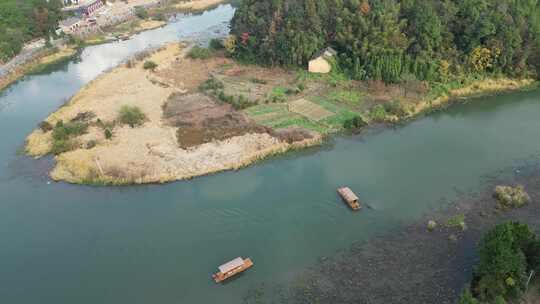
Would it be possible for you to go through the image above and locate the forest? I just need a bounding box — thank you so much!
[0,0,63,63]
[230,0,540,83]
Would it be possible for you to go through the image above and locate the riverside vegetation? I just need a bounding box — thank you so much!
[23,1,540,185]
[228,0,540,119]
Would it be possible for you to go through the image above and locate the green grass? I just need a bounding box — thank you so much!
[296,69,350,87]
[266,87,288,102]
[327,89,363,105]
[243,103,288,116]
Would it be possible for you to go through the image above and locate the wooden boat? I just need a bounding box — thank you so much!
[337,187,361,210]
[212,257,253,283]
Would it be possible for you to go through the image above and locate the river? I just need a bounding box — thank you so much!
[1,4,540,304]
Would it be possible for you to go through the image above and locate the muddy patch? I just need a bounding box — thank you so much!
[163,92,267,148]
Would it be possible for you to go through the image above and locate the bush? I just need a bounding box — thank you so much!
[209,38,224,50]
[52,120,88,141]
[384,100,408,117]
[39,121,53,132]
[267,87,287,103]
[104,128,113,140]
[86,140,97,149]
[153,12,166,22]
[494,185,531,208]
[143,60,158,71]
[134,6,149,19]
[369,105,387,122]
[187,46,214,59]
[458,289,479,304]
[216,91,256,110]
[51,139,76,155]
[118,105,146,128]
[343,115,367,129]
[199,77,224,91]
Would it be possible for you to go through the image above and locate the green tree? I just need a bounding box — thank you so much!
[474,222,538,301]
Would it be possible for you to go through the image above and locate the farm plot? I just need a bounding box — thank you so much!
[288,98,335,121]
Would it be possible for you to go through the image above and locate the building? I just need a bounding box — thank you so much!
[62,0,104,17]
[308,47,337,74]
[58,17,83,34]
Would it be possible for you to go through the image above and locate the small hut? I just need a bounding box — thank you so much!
[308,47,337,74]
[337,187,361,210]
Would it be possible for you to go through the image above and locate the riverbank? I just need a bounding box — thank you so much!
[243,162,540,303]
[24,41,536,185]
[0,46,78,93]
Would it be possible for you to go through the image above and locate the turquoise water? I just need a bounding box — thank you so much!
[1,5,540,303]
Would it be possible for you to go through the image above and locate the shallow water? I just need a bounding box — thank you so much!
[1,5,540,304]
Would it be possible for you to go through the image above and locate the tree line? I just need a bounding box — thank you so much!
[230,0,540,83]
[0,0,63,63]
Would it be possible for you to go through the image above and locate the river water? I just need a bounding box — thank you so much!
[1,4,540,304]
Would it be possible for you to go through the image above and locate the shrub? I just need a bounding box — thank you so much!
[199,77,224,91]
[143,60,158,71]
[384,100,408,117]
[458,289,479,304]
[343,115,367,129]
[153,12,166,22]
[494,185,531,208]
[209,38,224,50]
[267,87,287,103]
[369,105,387,122]
[39,121,53,132]
[86,140,97,149]
[104,128,113,140]
[52,120,88,141]
[51,139,76,155]
[447,214,466,231]
[118,105,146,128]
[134,6,149,19]
[187,46,214,59]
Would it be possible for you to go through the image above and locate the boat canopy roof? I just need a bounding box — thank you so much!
[218,257,244,273]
